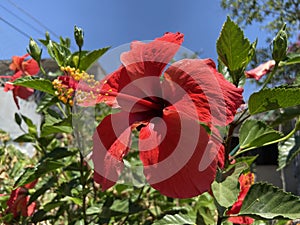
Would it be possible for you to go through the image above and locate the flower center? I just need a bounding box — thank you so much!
[103,90,163,111]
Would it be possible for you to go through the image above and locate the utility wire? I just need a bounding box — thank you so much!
[0,3,45,37]
[0,16,31,39]
[6,0,60,39]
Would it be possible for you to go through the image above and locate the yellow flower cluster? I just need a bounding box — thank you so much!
[52,66,99,106]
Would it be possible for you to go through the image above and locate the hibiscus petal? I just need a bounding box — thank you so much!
[92,112,132,190]
[245,60,275,80]
[94,66,132,107]
[164,58,244,126]
[7,187,29,218]
[9,54,28,71]
[13,86,34,100]
[139,109,219,198]
[94,33,183,109]
[227,173,255,224]
[120,32,184,81]
[228,216,254,224]
[25,200,36,217]
[22,59,39,75]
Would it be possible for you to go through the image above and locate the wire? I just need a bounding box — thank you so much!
[5,0,60,39]
[0,3,45,37]
[0,16,31,39]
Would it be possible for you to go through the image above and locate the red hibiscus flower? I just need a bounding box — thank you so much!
[6,180,37,218]
[227,173,255,224]
[245,60,275,80]
[0,54,39,109]
[89,32,243,198]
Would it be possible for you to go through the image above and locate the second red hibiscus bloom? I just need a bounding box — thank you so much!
[86,32,243,198]
[0,54,39,109]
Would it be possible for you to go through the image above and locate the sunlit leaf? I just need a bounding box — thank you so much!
[248,86,300,115]
[153,213,195,225]
[110,199,129,214]
[239,119,284,150]
[212,163,248,208]
[279,53,300,66]
[13,76,55,95]
[41,116,72,136]
[47,40,71,67]
[78,47,110,71]
[86,206,102,215]
[217,16,255,85]
[239,182,300,219]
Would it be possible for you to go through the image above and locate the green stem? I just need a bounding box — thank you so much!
[233,108,249,126]
[77,46,82,70]
[56,102,67,118]
[80,151,88,225]
[38,62,47,76]
[224,123,236,167]
[217,216,223,225]
[261,62,279,89]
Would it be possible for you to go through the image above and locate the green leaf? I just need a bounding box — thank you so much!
[78,47,110,71]
[43,108,62,126]
[239,182,300,220]
[86,206,102,215]
[13,76,55,95]
[271,106,300,127]
[227,156,258,172]
[217,16,254,85]
[15,160,66,187]
[75,220,85,225]
[47,40,71,67]
[195,192,217,225]
[31,210,47,223]
[29,177,57,205]
[278,136,300,170]
[43,201,63,211]
[110,199,129,214]
[249,86,300,115]
[36,95,57,113]
[279,53,300,66]
[212,163,247,208]
[13,133,35,143]
[153,214,195,225]
[42,124,72,136]
[41,147,76,161]
[239,119,284,150]
[14,113,22,126]
[21,114,37,136]
[61,196,82,206]
[41,116,72,136]
[234,156,258,167]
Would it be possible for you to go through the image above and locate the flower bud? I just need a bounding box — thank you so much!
[27,38,42,62]
[272,24,288,63]
[74,26,84,49]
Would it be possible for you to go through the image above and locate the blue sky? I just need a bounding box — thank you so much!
[0,0,268,99]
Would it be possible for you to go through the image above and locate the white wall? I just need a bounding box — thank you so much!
[0,88,41,157]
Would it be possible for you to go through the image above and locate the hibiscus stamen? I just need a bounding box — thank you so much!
[100,90,162,111]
